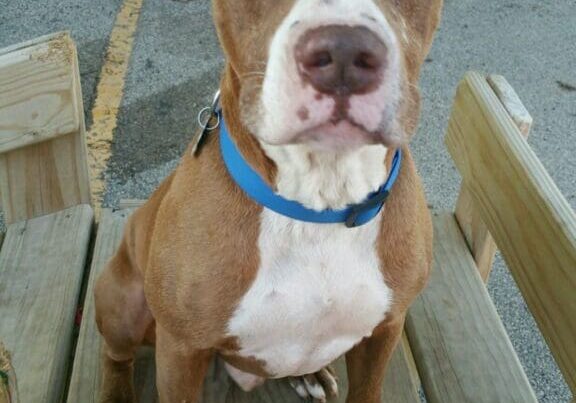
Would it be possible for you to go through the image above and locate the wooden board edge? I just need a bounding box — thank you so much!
[454,73,532,282]
[401,331,422,396]
[0,31,71,57]
[487,75,533,137]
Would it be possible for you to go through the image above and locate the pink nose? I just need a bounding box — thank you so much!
[295,25,387,96]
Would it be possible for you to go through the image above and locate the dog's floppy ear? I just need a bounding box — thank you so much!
[212,0,295,77]
[418,0,444,59]
[211,0,242,71]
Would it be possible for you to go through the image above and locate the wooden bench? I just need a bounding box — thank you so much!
[0,34,574,403]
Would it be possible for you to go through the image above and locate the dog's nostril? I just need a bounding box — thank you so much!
[308,51,333,69]
[354,52,381,70]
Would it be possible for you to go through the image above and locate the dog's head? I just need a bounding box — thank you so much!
[213,0,443,150]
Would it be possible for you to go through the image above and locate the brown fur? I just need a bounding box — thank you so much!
[95,1,443,402]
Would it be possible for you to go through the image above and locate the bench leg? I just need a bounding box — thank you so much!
[345,315,405,403]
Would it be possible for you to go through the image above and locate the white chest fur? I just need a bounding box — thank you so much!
[226,144,393,378]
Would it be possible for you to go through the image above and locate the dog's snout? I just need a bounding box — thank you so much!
[295,25,387,96]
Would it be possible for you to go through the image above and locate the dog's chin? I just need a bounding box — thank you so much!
[259,119,404,151]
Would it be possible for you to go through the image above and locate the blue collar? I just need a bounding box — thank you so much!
[219,115,402,228]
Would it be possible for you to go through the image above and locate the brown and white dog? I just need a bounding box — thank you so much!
[94,0,443,402]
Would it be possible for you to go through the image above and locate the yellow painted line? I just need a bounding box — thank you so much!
[87,0,144,218]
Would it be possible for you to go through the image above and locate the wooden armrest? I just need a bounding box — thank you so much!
[445,71,576,394]
[454,75,533,281]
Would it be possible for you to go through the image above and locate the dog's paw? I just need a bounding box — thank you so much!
[289,366,339,402]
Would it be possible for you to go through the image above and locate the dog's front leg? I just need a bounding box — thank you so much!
[345,315,405,403]
[156,326,213,403]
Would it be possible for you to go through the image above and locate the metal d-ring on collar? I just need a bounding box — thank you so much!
[192,90,222,155]
[197,90,222,131]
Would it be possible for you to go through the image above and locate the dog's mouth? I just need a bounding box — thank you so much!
[269,112,399,150]
[254,88,403,150]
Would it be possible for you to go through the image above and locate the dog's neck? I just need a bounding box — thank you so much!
[261,143,389,210]
[219,67,390,211]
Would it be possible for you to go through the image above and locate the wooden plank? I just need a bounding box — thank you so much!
[0,133,92,224]
[455,75,532,281]
[66,209,131,403]
[454,188,497,281]
[445,71,576,394]
[0,205,93,403]
[69,209,419,402]
[0,32,80,153]
[406,212,537,403]
[0,32,91,224]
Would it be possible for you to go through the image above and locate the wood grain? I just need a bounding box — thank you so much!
[69,209,419,402]
[381,341,421,403]
[0,32,79,153]
[406,212,537,403]
[455,74,532,281]
[0,32,91,224]
[487,75,533,136]
[0,205,93,403]
[446,71,576,394]
[66,209,131,403]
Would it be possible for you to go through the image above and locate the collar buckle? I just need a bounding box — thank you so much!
[345,190,390,228]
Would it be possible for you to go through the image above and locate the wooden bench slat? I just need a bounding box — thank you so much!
[405,212,537,403]
[381,341,421,403]
[69,208,419,402]
[66,209,131,403]
[446,71,576,393]
[0,205,93,403]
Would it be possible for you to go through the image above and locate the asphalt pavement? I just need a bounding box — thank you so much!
[1,0,574,401]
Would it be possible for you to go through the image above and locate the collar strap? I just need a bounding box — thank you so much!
[219,115,402,228]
